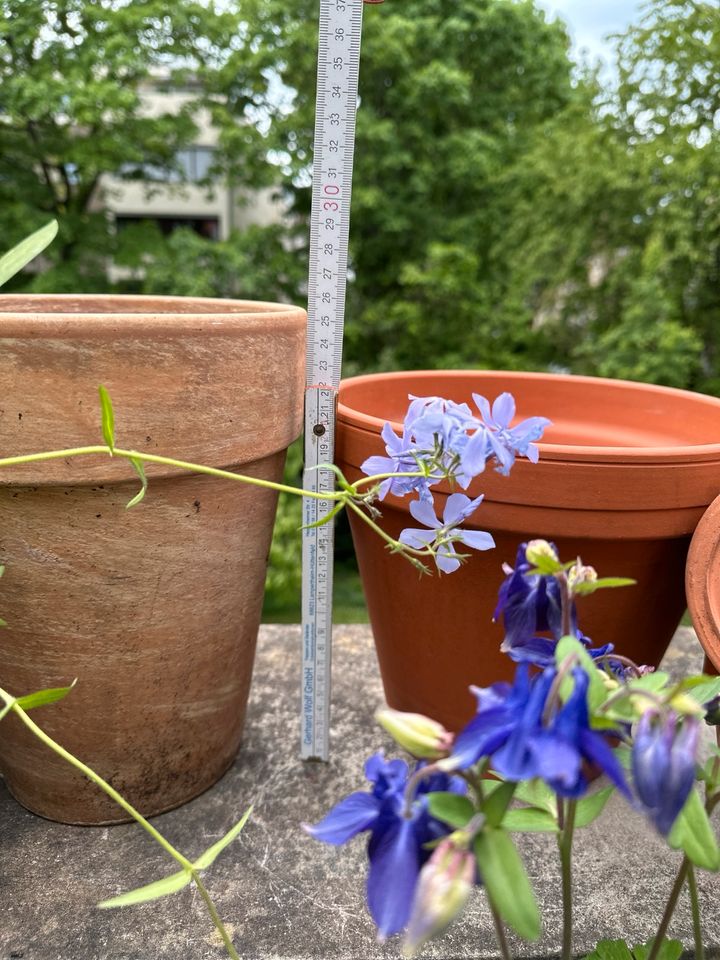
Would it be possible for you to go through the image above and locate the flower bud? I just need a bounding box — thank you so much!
[403,837,474,956]
[525,539,559,567]
[632,710,700,836]
[375,708,453,759]
[567,561,598,591]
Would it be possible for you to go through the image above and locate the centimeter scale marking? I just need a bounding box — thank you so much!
[301,0,372,761]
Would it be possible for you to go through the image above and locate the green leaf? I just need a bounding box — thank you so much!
[126,456,148,509]
[583,939,683,960]
[98,385,115,451]
[502,806,558,832]
[474,827,541,941]
[555,635,607,713]
[193,806,253,870]
[16,680,76,711]
[574,787,613,828]
[482,780,516,827]
[0,617,6,628]
[583,939,634,960]
[524,555,568,575]
[98,868,192,908]
[683,676,720,707]
[627,672,669,693]
[632,938,683,960]
[427,792,475,829]
[573,577,636,596]
[511,777,557,815]
[668,786,720,871]
[301,501,344,529]
[0,220,58,287]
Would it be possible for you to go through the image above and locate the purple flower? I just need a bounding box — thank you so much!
[495,542,567,646]
[398,493,494,573]
[632,711,700,836]
[541,669,630,798]
[361,421,435,502]
[461,392,551,477]
[501,633,615,669]
[446,666,629,800]
[445,664,535,770]
[304,752,464,939]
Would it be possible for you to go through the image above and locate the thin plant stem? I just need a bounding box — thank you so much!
[193,875,241,960]
[345,499,431,564]
[0,445,343,503]
[489,898,513,960]
[0,687,240,960]
[557,798,577,960]
[559,574,572,638]
[686,864,704,960]
[646,857,690,960]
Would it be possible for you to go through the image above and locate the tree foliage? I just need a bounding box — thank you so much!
[505,0,720,392]
[0,0,266,288]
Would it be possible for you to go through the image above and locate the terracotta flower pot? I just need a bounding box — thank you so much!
[686,492,720,676]
[336,370,720,731]
[0,294,306,824]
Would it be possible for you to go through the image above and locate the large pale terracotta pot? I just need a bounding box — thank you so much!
[336,370,720,731]
[0,295,306,824]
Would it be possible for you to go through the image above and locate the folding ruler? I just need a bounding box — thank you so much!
[301,0,382,760]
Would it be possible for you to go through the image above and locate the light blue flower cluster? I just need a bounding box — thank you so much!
[360,392,551,572]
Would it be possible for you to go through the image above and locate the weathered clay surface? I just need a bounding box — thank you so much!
[0,296,306,822]
[0,625,717,959]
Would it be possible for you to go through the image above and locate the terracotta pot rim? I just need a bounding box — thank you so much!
[338,369,720,464]
[0,294,306,337]
[686,492,720,671]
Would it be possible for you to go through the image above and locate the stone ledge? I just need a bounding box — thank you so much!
[1,625,718,960]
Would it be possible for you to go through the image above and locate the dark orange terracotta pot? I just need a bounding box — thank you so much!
[336,370,720,731]
[0,295,306,824]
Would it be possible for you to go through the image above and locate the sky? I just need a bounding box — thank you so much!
[536,0,646,64]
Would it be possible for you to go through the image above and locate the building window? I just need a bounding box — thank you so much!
[119,146,215,183]
[115,215,220,241]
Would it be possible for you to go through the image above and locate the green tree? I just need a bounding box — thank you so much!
[504,0,720,392]
[0,0,269,290]
[220,0,575,373]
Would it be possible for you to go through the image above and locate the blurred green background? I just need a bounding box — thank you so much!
[1,0,717,621]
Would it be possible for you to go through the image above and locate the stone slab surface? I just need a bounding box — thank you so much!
[1,625,719,960]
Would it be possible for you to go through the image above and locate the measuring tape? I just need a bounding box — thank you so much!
[301,0,380,761]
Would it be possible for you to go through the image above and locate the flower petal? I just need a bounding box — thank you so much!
[409,497,441,530]
[460,427,489,478]
[443,493,473,526]
[458,529,495,552]
[367,817,422,938]
[492,392,516,428]
[304,792,380,844]
[436,543,461,574]
[399,527,437,549]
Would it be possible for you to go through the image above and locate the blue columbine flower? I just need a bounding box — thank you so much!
[444,664,535,770]
[445,666,629,800]
[494,543,618,668]
[304,752,465,939]
[541,669,630,798]
[398,493,494,573]
[495,542,567,645]
[632,711,700,836]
